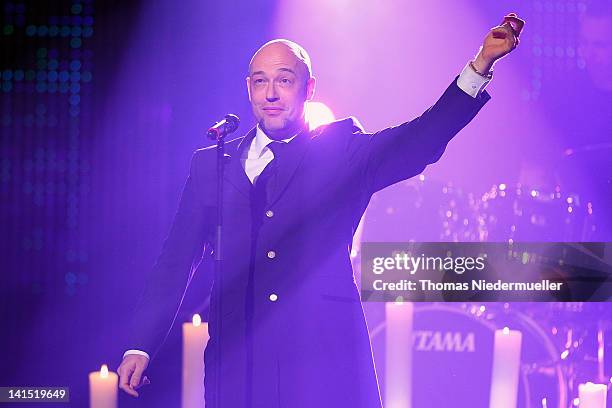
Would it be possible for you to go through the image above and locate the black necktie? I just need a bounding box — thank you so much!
[251,141,286,220]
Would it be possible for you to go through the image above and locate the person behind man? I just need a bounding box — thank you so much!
[535,2,612,240]
[117,13,524,407]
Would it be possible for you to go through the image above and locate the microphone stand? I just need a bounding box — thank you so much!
[213,134,224,408]
[207,114,239,408]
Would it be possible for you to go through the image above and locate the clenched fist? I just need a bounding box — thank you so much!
[117,354,150,397]
[473,13,526,74]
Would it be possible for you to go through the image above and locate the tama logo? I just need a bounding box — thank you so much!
[413,331,475,352]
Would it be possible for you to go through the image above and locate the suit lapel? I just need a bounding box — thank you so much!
[224,125,313,204]
[267,127,312,207]
[224,127,256,199]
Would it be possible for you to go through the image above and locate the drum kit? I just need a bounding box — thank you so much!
[363,143,611,243]
[360,144,612,407]
[366,302,610,408]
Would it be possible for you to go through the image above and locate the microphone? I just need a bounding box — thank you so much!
[207,114,240,140]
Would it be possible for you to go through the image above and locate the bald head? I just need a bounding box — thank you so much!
[249,39,312,80]
[246,39,316,139]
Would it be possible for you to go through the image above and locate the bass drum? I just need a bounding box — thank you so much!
[369,303,568,408]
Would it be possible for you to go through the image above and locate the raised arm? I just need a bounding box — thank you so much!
[348,13,525,195]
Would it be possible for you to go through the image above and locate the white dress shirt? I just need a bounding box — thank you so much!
[122,61,490,361]
[243,126,298,184]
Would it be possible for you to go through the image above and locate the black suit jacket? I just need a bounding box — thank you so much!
[127,78,490,407]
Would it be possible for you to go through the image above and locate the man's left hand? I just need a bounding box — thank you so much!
[473,13,525,74]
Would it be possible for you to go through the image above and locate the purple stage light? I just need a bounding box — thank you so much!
[305,101,335,130]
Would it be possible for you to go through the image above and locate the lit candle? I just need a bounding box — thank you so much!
[182,313,209,408]
[88,364,118,408]
[489,327,522,408]
[578,382,607,408]
[385,300,414,408]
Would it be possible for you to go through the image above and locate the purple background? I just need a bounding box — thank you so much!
[1,1,610,406]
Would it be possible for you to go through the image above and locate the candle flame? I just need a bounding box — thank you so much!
[100,364,109,378]
[192,313,202,327]
[502,326,510,335]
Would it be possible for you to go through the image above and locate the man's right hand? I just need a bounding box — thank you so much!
[117,355,150,397]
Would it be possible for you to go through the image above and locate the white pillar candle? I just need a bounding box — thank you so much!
[385,300,414,408]
[182,313,210,408]
[88,364,118,408]
[578,382,607,408]
[489,327,522,408]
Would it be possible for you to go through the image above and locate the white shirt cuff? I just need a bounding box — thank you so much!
[123,349,150,360]
[456,61,491,98]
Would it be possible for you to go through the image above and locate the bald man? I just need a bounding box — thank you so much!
[118,14,524,408]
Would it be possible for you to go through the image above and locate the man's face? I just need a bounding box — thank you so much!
[247,43,315,138]
[579,15,612,89]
